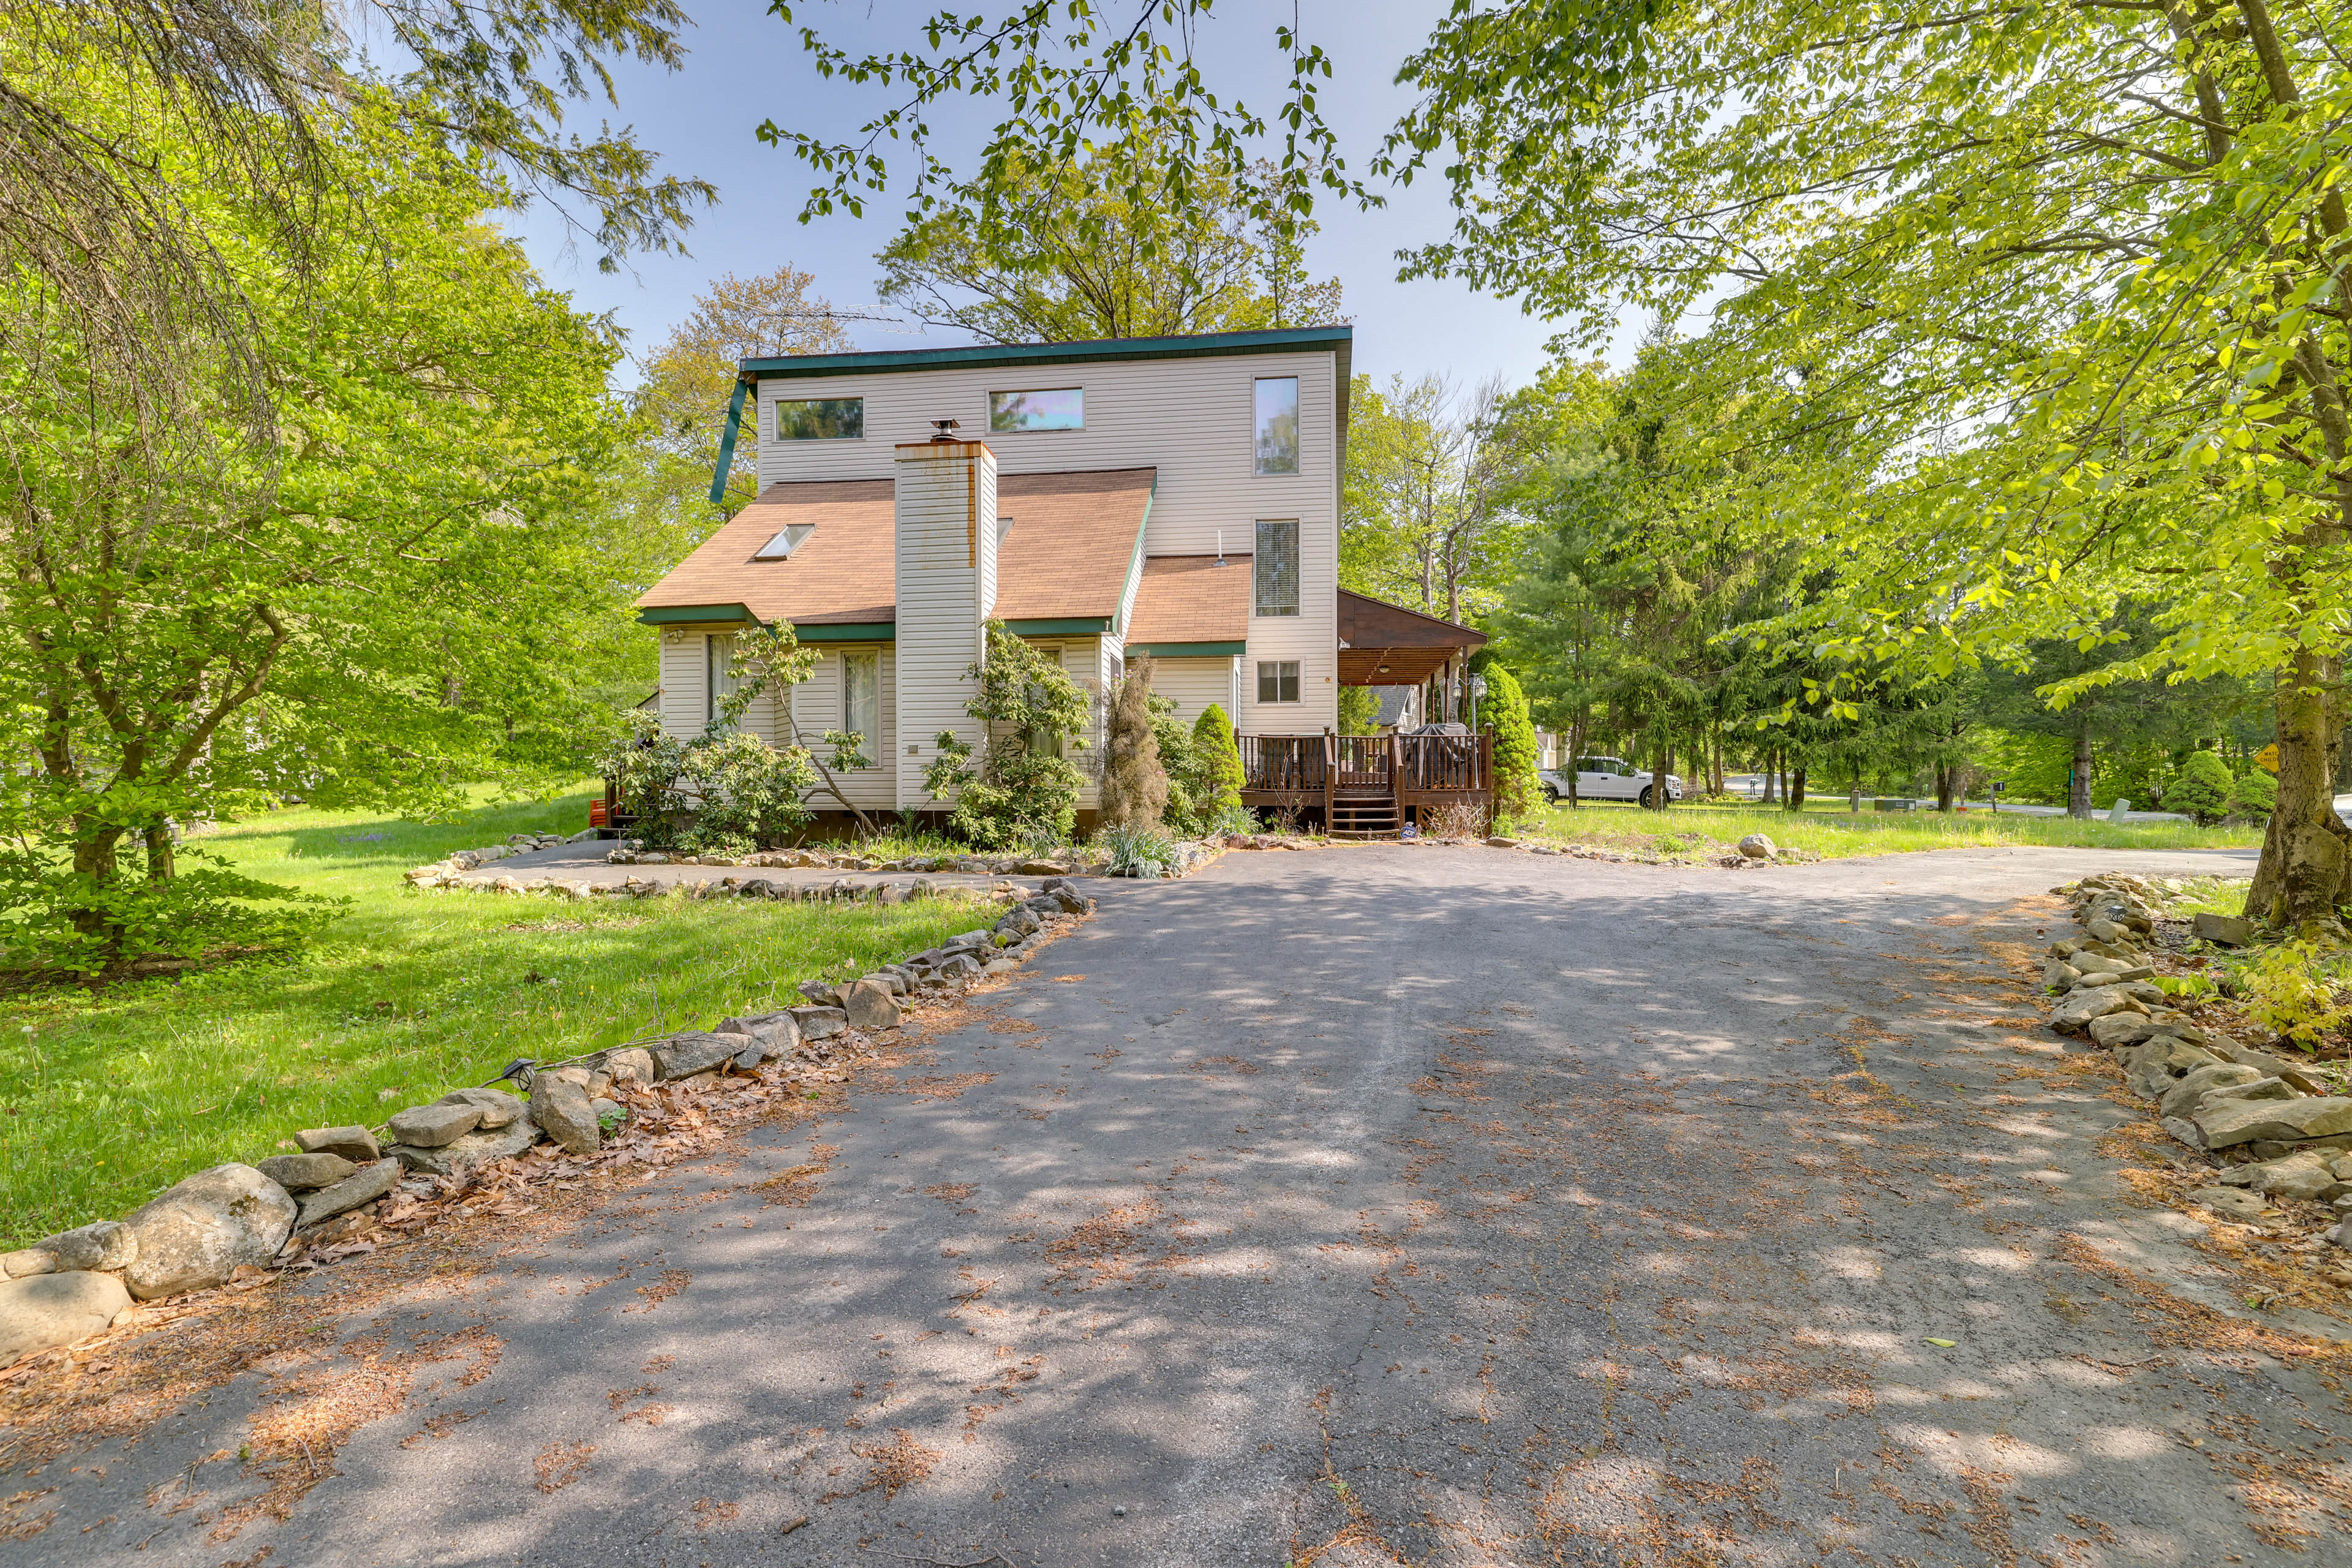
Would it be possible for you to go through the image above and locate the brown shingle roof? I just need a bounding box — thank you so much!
[636,478,896,625]
[633,468,1156,628]
[1126,554,1251,646]
[992,469,1155,623]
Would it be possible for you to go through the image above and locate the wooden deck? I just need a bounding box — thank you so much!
[1238,733,1493,837]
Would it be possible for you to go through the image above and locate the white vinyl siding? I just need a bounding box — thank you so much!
[1144,656,1240,732]
[791,646,896,809]
[755,349,1340,734]
[894,442,998,809]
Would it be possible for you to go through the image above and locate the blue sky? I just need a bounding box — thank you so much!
[495,1,1615,394]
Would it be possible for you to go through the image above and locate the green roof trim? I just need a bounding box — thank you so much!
[1131,641,1246,658]
[791,622,895,643]
[1005,617,1112,636]
[637,603,756,625]
[741,326,1351,380]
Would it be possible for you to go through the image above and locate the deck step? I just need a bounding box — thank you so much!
[1328,793,1401,840]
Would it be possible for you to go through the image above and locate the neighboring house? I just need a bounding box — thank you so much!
[634,326,1490,832]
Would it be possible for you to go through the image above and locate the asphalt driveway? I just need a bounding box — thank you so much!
[21,838,2351,1568]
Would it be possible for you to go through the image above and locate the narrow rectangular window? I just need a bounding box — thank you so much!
[989,388,1084,431]
[706,633,739,728]
[1257,661,1300,704]
[1254,519,1299,617]
[775,398,863,440]
[842,652,878,760]
[1254,377,1300,474]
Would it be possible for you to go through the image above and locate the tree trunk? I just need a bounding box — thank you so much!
[2069,717,2094,819]
[1936,764,1956,813]
[2245,651,2351,929]
[1566,713,1584,806]
[145,823,175,881]
[1789,765,1807,810]
[1653,737,1674,810]
[1761,750,1776,804]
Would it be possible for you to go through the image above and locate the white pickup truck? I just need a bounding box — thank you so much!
[1540,756,1686,807]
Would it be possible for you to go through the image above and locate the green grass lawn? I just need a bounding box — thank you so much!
[0,786,992,1248]
[1523,799,2264,859]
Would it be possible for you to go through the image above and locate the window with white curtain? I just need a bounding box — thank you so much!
[842,651,879,761]
[705,633,739,728]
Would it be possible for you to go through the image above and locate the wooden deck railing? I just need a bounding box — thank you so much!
[1396,733,1490,796]
[1237,734,1326,795]
[1237,731,1494,832]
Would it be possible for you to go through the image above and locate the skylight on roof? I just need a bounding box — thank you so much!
[755,524,815,559]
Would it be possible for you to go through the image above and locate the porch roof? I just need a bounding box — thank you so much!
[1336,590,1488,686]
[1126,553,1250,655]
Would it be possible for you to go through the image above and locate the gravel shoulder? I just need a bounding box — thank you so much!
[15,839,2351,1567]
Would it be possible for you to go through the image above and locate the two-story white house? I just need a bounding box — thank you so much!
[634,326,1490,835]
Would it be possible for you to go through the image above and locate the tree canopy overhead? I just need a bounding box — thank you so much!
[875,140,1344,343]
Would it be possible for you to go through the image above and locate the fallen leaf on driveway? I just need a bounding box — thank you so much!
[1923,1338,1958,1348]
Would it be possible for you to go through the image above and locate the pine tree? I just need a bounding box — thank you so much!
[1482,665,1543,824]
[1098,654,1167,831]
[1194,703,1245,816]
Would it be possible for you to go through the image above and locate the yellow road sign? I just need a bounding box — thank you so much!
[2254,744,2280,773]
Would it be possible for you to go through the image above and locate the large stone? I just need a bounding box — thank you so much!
[293,1125,380,1163]
[1,1250,55,1280]
[2195,1095,2352,1149]
[790,1005,848,1041]
[0,1270,132,1367]
[532,1076,600,1155]
[37,1221,136,1273]
[716,1011,804,1057]
[2158,1062,2264,1120]
[388,1115,540,1176]
[119,1164,296,1301]
[998,905,1044,939]
[2051,984,2143,1032]
[2194,911,2255,948]
[650,1031,742,1081]
[435,1087,525,1129]
[296,1159,400,1227]
[2220,1151,2346,1202]
[1736,833,1776,860]
[2201,1076,2296,1110]
[837,979,900,1031]
[2206,1041,2331,1098]
[2088,1012,2160,1049]
[604,1047,657,1084]
[2188,1186,2273,1223]
[385,1102,483,1148]
[2083,916,2128,944]
[255,1153,357,1193]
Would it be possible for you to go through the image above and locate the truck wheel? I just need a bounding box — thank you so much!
[1639,786,1655,809]
[1543,783,1560,805]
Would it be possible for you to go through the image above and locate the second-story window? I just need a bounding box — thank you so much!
[1254,377,1300,473]
[989,388,1084,431]
[776,398,863,439]
[1254,519,1299,617]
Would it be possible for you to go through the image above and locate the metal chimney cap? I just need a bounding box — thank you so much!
[929,418,962,442]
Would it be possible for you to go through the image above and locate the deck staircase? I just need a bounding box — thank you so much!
[1328,791,1400,840]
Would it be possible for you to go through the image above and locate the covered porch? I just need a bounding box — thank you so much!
[1238,591,1492,837]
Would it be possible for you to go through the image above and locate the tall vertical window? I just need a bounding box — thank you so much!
[1254,519,1299,617]
[1257,661,1301,703]
[706,633,739,728]
[1254,377,1300,474]
[842,652,879,760]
